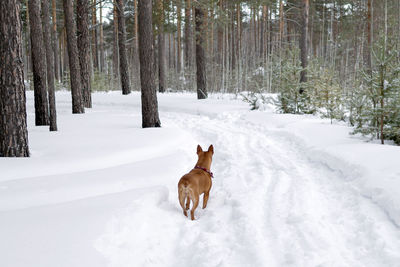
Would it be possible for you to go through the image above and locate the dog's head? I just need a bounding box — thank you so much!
[196,144,214,167]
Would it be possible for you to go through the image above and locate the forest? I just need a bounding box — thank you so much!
[1,0,400,157]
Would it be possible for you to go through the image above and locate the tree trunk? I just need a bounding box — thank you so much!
[195,6,207,99]
[366,0,372,71]
[28,0,49,125]
[299,0,309,92]
[91,0,98,71]
[113,1,119,81]
[231,4,236,71]
[25,0,31,79]
[157,0,166,93]
[177,1,182,74]
[184,0,192,69]
[217,0,223,66]
[260,5,266,59]
[134,0,138,48]
[42,0,58,131]
[116,0,131,95]
[52,0,60,82]
[77,0,92,108]
[279,1,284,51]
[0,0,30,157]
[138,0,161,128]
[63,0,84,113]
[99,2,105,72]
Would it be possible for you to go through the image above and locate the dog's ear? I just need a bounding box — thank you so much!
[208,145,214,155]
[197,145,203,155]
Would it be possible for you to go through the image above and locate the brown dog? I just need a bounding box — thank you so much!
[178,145,214,220]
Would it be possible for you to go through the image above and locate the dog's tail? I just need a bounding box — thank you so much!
[180,180,190,196]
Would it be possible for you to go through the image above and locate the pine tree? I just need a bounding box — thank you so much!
[42,0,58,131]
[195,4,207,99]
[157,0,166,93]
[77,0,92,108]
[299,0,309,93]
[0,0,30,157]
[116,0,131,95]
[353,36,400,144]
[63,0,84,113]
[28,0,49,125]
[138,0,161,128]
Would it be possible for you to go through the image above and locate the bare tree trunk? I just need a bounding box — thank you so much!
[42,0,58,131]
[279,0,284,51]
[299,0,309,92]
[113,0,119,81]
[366,0,372,71]
[260,5,266,59]
[184,0,192,69]
[25,0,31,79]
[138,0,161,128]
[173,31,176,70]
[0,0,30,157]
[62,28,68,80]
[157,0,166,93]
[63,0,84,113]
[77,0,92,108]
[116,0,131,95]
[134,0,138,48]
[217,0,223,66]
[28,0,49,125]
[195,6,207,99]
[177,0,182,74]
[91,0,98,71]
[231,4,236,71]
[52,0,60,82]
[99,2,105,72]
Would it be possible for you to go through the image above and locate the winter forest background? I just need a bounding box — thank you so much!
[2,0,400,158]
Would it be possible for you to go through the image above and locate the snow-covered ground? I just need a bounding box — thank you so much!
[1,91,399,267]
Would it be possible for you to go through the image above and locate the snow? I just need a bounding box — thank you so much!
[1,91,400,267]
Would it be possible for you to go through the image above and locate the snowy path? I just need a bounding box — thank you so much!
[97,107,400,266]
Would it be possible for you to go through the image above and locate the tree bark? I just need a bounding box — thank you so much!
[177,0,182,74]
[52,0,60,82]
[299,0,309,92]
[113,1,119,81]
[260,5,266,59]
[231,4,236,71]
[28,0,49,125]
[0,0,30,157]
[99,2,105,72]
[91,0,98,71]
[366,0,372,71]
[217,0,223,66]
[63,0,84,113]
[157,0,166,93]
[116,0,131,95]
[42,0,58,131]
[138,0,161,128]
[195,6,207,99]
[184,0,192,69]
[77,0,92,108]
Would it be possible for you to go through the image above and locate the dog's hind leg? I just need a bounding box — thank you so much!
[202,191,209,209]
[179,191,188,217]
[190,194,199,220]
[185,196,190,210]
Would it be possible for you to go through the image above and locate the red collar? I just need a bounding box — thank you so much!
[194,166,214,178]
